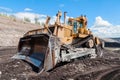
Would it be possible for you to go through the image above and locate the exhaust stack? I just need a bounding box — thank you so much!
[64,12,67,25]
[56,11,62,24]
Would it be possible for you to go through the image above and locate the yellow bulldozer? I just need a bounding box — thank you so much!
[13,11,104,73]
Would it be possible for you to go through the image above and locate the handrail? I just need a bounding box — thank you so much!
[24,28,45,37]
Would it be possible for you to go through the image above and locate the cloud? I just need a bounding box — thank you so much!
[93,16,112,27]
[90,16,120,38]
[24,8,33,11]
[59,4,65,7]
[14,12,46,23]
[14,12,58,25]
[0,6,12,12]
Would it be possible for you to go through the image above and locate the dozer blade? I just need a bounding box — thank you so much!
[12,53,44,68]
[12,34,49,71]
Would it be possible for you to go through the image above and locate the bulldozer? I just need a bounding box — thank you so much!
[13,11,104,73]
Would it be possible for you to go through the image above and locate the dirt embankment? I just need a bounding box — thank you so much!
[0,47,120,80]
[0,16,40,46]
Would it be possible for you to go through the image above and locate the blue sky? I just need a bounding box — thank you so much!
[0,0,120,38]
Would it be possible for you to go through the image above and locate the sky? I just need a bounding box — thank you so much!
[0,0,120,38]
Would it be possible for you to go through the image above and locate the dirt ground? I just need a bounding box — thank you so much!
[0,47,120,80]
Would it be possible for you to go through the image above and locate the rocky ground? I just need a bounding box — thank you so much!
[0,47,120,80]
